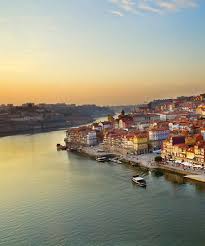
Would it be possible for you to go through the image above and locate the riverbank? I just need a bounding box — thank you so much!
[66,145,205,182]
[0,118,96,138]
[0,113,114,138]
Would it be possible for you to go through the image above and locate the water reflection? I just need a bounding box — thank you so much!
[151,170,164,178]
[164,172,185,185]
[1,130,205,245]
[187,180,205,193]
[151,169,205,193]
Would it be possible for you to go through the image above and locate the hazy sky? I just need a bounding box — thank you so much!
[0,0,205,105]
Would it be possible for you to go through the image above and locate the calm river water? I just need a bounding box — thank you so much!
[1,130,205,246]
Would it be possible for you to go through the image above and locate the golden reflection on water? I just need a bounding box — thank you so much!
[164,172,185,185]
[1,131,205,245]
[0,131,69,209]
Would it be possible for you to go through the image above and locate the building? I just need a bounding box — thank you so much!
[161,135,186,160]
[103,130,149,155]
[196,105,205,119]
[133,133,149,154]
[99,121,112,131]
[87,131,97,146]
[132,113,160,124]
[65,127,98,147]
[119,116,134,129]
[201,129,205,141]
[159,112,177,121]
[149,128,170,141]
[122,133,149,154]
[149,128,170,150]
[161,135,205,165]
[92,123,102,131]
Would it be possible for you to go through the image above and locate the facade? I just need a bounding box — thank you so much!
[149,128,170,141]
[99,121,112,131]
[119,118,134,129]
[65,127,98,147]
[196,105,205,119]
[103,130,149,155]
[161,135,205,165]
[201,129,205,141]
[133,134,149,154]
[121,133,149,154]
[87,131,97,146]
[103,130,127,154]
[132,113,160,124]
[161,113,178,121]
[148,128,170,150]
[114,119,120,129]
[92,123,102,131]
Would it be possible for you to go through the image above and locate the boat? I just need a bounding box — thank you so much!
[56,143,61,151]
[96,156,108,162]
[56,144,67,151]
[109,157,122,164]
[132,175,146,187]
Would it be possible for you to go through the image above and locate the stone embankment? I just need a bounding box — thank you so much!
[65,145,205,183]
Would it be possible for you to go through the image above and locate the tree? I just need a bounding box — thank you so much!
[155,156,163,163]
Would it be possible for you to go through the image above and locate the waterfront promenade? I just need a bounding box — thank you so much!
[70,145,205,182]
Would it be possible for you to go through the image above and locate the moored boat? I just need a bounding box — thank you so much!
[132,175,146,187]
[56,144,67,151]
[109,157,122,164]
[96,156,108,162]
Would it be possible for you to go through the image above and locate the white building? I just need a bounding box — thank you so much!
[159,113,177,121]
[201,129,205,141]
[86,131,97,146]
[99,121,112,131]
[149,129,170,141]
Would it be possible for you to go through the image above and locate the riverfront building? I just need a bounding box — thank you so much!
[65,93,205,165]
[161,135,205,165]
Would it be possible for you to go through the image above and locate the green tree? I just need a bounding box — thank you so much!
[155,156,163,163]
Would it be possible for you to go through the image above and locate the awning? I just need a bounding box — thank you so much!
[182,162,193,167]
[175,160,182,164]
[193,164,203,168]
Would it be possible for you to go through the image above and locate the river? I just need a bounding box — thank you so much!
[0,130,205,246]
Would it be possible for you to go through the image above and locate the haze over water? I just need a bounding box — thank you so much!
[0,130,205,246]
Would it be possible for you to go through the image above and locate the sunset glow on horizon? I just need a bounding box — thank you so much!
[0,0,205,105]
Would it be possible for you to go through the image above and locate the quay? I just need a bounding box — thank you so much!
[64,145,205,183]
[184,175,205,183]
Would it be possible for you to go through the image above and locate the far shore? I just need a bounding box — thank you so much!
[0,114,112,138]
[0,119,97,138]
[0,127,67,138]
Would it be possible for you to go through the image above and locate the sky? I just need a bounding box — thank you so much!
[0,0,205,105]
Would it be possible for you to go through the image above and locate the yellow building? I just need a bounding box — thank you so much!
[185,136,196,146]
[196,105,205,119]
[186,149,195,161]
[133,134,149,154]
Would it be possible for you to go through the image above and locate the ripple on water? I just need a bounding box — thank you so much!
[1,131,205,246]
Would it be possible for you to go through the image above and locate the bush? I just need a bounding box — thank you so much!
[155,156,163,162]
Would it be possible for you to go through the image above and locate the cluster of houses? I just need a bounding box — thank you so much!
[162,134,205,165]
[65,94,205,165]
